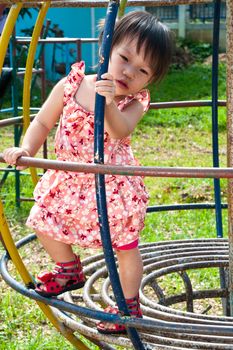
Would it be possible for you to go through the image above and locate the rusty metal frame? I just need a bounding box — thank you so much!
[0,1,215,7]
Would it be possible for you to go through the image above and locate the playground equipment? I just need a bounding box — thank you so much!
[1,0,233,349]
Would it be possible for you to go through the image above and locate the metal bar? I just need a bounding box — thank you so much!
[4,234,233,349]
[41,48,46,102]
[3,236,233,338]
[0,115,36,127]
[226,0,233,317]
[211,0,229,316]
[3,154,233,178]
[149,100,226,109]
[0,201,91,350]
[16,37,99,44]
[77,39,82,61]
[0,100,226,126]
[179,271,194,312]
[146,203,228,212]
[212,0,223,238]
[23,2,51,186]
[93,1,145,348]
[0,1,215,7]
[118,0,127,17]
[0,98,226,123]
[0,2,22,74]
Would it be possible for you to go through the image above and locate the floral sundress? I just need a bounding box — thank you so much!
[26,62,150,249]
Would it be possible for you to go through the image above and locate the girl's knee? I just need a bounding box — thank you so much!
[115,247,140,260]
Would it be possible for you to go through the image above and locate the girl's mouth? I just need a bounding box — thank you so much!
[116,79,128,89]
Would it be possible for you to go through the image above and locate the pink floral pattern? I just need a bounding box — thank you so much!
[26,62,150,249]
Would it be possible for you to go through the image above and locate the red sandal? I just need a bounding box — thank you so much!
[35,255,86,297]
[97,294,142,335]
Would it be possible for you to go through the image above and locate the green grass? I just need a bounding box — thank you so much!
[0,62,227,349]
[150,63,226,102]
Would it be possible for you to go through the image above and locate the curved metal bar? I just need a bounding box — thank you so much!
[0,3,22,74]
[0,201,91,350]
[93,1,145,348]
[0,201,33,285]
[22,2,49,131]
[179,271,194,312]
[23,2,51,185]
[3,235,233,340]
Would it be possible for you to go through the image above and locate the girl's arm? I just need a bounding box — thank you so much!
[104,99,144,139]
[95,73,145,139]
[21,77,65,155]
[3,78,65,168]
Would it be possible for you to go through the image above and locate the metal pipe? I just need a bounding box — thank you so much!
[0,1,215,7]
[3,154,233,179]
[94,0,146,348]
[226,0,233,317]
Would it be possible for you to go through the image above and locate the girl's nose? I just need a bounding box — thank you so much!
[123,66,135,79]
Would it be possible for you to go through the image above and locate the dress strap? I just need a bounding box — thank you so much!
[63,61,85,106]
[117,89,150,113]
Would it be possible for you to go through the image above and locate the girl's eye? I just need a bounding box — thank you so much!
[140,69,149,75]
[120,55,128,61]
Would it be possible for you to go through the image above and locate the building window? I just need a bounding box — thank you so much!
[189,3,226,23]
[146,3,226,23]
[146,6,178,22]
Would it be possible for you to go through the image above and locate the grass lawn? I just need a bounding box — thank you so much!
[0,62,227,349]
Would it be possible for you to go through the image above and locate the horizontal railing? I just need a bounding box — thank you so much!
[0,1,214,8]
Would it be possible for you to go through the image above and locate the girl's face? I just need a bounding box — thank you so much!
[108,38,153,97]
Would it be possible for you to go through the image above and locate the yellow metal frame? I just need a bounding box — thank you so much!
[0,200,90,350]
[118,0,127,18]
[23,1,48,132]
[0,3,23,74]
[22,3,50,185]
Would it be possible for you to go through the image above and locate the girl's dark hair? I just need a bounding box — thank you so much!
[99,11,173,84]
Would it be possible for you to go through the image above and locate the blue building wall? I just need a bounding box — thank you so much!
[16,7,105,80]
[16,6,143,81]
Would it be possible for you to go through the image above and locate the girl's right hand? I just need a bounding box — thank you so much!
[95,73,116,106]
[3,147,31,170]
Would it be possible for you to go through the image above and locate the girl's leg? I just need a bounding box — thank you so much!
[115,247,143,298]
[35,229,75,262]
[97,247,143,334]
[34,230,86,296]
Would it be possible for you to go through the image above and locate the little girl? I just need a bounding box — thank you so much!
[3,11,172,334]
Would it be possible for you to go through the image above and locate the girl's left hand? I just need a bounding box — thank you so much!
[95,73,116,105]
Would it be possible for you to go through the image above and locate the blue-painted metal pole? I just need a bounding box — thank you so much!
[211,0,228,314]
[212,0,223,238]
[94,1,145,348]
